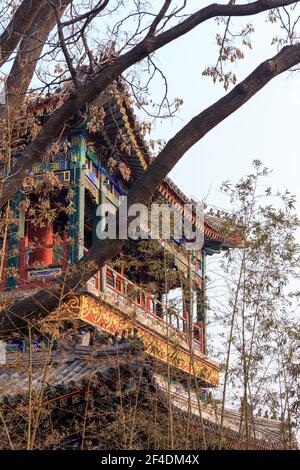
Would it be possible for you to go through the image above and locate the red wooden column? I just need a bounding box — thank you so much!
[193,322,204,354]
[0,239,7,290]
[199,322,204,354]
[63,232,68,270]
[27,222,53,266]
[19,238,26,286]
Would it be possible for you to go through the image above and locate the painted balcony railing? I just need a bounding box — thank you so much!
[103,266,204,354]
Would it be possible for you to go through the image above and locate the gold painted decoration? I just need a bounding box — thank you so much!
[51,294,219,387]
[45,295,81,322]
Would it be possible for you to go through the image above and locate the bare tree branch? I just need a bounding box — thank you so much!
[61,0,110,27]
[50,0,79,88]
[146,0,172,38]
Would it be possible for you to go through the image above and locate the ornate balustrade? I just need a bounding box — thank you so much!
[104,266,204,354]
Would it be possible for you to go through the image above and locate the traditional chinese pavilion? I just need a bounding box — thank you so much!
[0,84,291,450]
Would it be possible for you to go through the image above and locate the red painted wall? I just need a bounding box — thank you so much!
[27,223,53,266]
